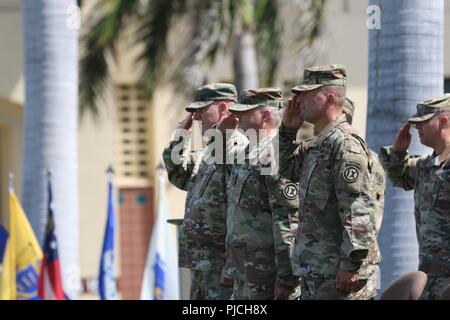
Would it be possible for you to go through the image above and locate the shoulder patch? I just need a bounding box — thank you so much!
[283,183,299,200]
[342,164,360,183]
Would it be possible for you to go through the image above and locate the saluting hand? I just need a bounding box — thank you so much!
[217,113,239,133]
[177,113,194,131]
[393,122,411,154]
[282,96,304,129]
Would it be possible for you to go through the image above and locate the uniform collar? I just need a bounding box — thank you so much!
[430,145,450,167]
[309,113,347,148]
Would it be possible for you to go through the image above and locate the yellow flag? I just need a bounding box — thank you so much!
[0,193,43,300]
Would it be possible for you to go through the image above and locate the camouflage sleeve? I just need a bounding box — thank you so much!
[379,145,420,190]
[334,139,378,272]
[162,129,195,191]
[265,173,299,289]
[278,124,303,182]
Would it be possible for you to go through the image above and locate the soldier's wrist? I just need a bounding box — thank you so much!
[392,147,407,156]
[391,147,409,160]
[381,145,408,162]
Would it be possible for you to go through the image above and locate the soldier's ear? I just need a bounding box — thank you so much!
[218,101,228,116]
[260,109,269,120]
[323,90,336,107]
[262,109,274,126]
[440,113,449,128]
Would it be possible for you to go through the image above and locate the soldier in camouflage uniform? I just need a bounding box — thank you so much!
[380,94,450,300]
[278,65,380,300]
[162,83,244,300]
[223,88,299,300]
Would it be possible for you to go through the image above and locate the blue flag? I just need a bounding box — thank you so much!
[98,179,117,300]
[0,225,8,265]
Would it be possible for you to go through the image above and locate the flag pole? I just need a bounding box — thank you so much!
[106,165,115,179]
[8,172,14,194]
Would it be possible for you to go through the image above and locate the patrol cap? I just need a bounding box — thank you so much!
[185,83,237,112]
[343,96,355,117]
[408,94,450,124]
[291,64,346,93]
[228,87,283,113]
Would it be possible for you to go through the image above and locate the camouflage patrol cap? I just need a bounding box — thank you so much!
[343,97,355,117]
[408,94,450,124]
[291,64,346,93]
[185,83,237,112]
[228,87,283,112]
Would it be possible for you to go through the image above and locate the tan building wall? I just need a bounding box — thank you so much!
[316,0,371,136]
[0,99,23,221]
[0,0,23,105]
[0,0,23,223]
[78,103,117,280]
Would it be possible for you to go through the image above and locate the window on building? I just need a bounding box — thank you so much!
[115,84,150,181]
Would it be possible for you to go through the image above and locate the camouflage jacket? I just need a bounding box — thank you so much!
[278,114,381,279]
[162,128,247,271]
[226,132,299,288]
[380,146,450,267]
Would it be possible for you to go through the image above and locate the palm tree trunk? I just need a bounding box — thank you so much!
[233,29,259,91]
[366,0,444,292]
[21,0,79,298]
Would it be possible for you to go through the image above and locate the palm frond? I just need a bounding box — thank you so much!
[135,0,186,98]
[291,0,327,72]
[254,0,282,86]
[236,0,254,29]
[178,0,236,91]
[79,0,140,119]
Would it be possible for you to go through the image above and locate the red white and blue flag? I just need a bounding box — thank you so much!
[38,175,67,300]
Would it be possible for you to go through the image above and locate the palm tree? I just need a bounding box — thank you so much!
[366,0,444,292]
[21,0,80,298]
[79,0,327,117]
